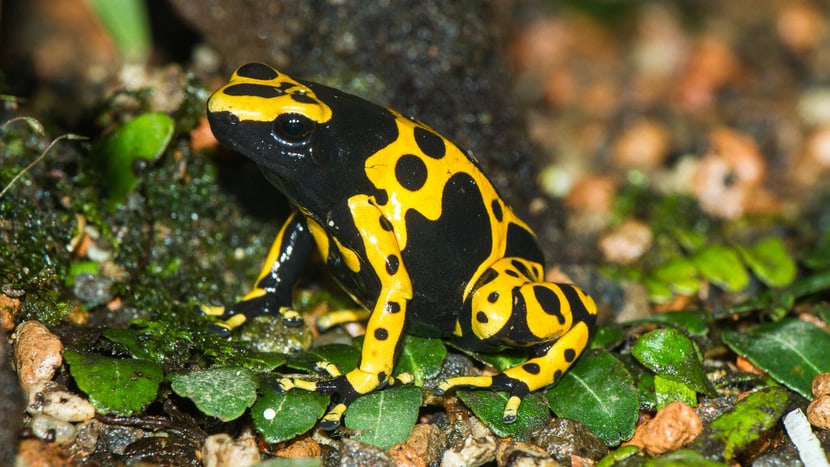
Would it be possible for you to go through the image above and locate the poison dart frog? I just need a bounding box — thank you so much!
[205,63,597,429]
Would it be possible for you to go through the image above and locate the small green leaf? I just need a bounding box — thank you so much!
[653,374,697,408]
[547,350,639,445]
[287,343,360,373]
[632,328,713,395]
[710,387,789,461]
[87,0,150,61]
[652,258,700,295]
[252,389,329,444]
[457,391,549,441]
[589,325,627,350]
[65,261,99,286]
[238,351,287,373]
[97,112,174,210]
[692,244,749,292]
[393,335,446,383]
[345,385,422,450]
[722,319,830,398]
[644,277,674,303]
[64,350,162,415]
[635,309,711,337]
[738,237,797,287]
[169,368,257,421]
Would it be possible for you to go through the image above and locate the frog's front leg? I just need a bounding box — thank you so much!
[279,194,413,429]
[201,211,314,335]
[438,257,597,423]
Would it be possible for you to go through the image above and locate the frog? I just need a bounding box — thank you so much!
[205,62,598,429]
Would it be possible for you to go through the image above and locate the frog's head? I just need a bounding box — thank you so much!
[207,63,398,209]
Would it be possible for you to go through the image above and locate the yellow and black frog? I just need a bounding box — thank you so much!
[205,63,597,429]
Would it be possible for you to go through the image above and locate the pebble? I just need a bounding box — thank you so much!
[0,294,20,331]
[612,119,671,170]
[12,321,64,394]
[599,219,653,264]
[806,394,830,430]
[26,381,96,422]
[405,423,447,465]
[807,373,830,430]
[389,442,427,467]
[623,401,702,455]
[691,128,767,219]
[776,2,825,53]
[532,418,607,464]
[495,440,558,467]
[29,414,77,446]
[201,433,261,467]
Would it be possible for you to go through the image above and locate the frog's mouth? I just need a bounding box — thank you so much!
[208,110,302,174]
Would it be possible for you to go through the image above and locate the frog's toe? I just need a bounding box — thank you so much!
[502,394,522,424]
[319,403,348,430]
[278,306,303,326]
[207,323,233,337]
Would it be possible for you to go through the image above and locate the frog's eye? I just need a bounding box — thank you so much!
[272,113,315,146]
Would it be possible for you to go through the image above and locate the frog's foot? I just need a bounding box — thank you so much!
[197,292,301,336]
[277,365,408,430]
[435,374,529,424]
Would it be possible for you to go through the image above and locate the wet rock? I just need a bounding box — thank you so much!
[338,438,394,466]
[532,418,607,464]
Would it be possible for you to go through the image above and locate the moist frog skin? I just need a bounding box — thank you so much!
[206,63,597,429]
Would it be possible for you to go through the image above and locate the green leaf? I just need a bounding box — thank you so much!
[722,319,830,398]
[546,350,639,445]
[644,276,674,304]
[344,385,422,450]
[635,309,711,337]
[710,387,789,461]
[238,351,287,373]
[738,237,797,288]
[65,261,99,287]
[97,112,174,210]
[251,389,330,444]
[87,0,150,61]
[652,258,700,296]
[632,328,713,395]
[692,244,749,292]
[589,325,627,350]
[653,374,697,409]
[169,368,257,421]
[457,391,549,441]
[287,343,360,373]
[393,335,446,383]
[64,350,163,415]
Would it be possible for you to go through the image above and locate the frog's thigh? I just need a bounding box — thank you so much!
[343,195,413,393]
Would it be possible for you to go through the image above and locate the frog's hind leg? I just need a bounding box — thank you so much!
[439,257,597,423]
